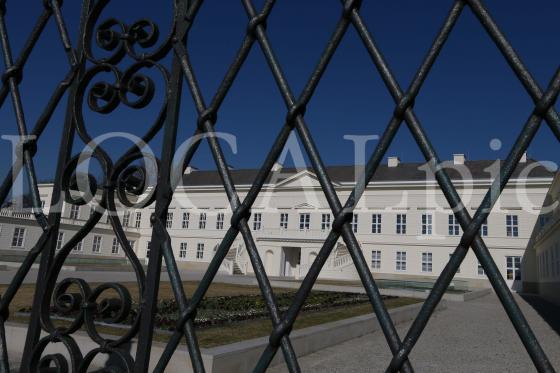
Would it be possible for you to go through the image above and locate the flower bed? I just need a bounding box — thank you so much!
[154,291,382,330]
[23,291,390,331]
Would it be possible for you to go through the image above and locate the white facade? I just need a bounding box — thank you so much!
[0,156,554,289]
[524,171,560,305]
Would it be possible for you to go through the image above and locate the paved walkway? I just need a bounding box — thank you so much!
[2,268,559,371]
[0,268,246,285]
[270,293,560,372]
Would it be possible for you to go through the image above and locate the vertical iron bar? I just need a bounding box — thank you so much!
[0,0,46,228]
[19,0,92,368]
[133,3,189,371]
[0,8,52,108]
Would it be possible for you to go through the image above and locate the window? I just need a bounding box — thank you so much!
[477,260,485,276]
[146,241,151,259]
[128,240,135,250]
[396,251,407,271]
[11,227,25,247]
[538,253,542,278]
[179,242,187,259]
[506,256,521,281]
[150,212,155,227]
[548,248,556,280]
[111,238,120,254]
[371,214,381,234]
[69,204,80,220]
[557,246,560,278]
[548,250,552,278]
[421,214,432,235]
[506,215,519,237]
[41,200,45,208]
[196,243,204,259]
[552,250,556,278]
[480,219,488,237]
[449,253,460,273]
[215,212,224,230]
[166,212,173,229]
[122,211,130,227]
[299,213,310,230]
[73,240,83,252]
[422,252,432,272]
[545,251,548,278]
[280,213,288,230]
[448,214,460,236]
[544,252,548,278]
[182,212,190,229]
[351,214,359,233]
[544,252,547,278]
[135,212,142,228]
[253,213,262,230]
[321,213,331,231]
[539,253,544,278]
[396,214,406,234]
[56,232,65,250]
[371,250,381,269]
[92,235,102,253]
[199,213,207,229]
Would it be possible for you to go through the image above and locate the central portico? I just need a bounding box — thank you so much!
[281,246,301,277]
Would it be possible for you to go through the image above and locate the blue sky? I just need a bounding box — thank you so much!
[0,0,559,183]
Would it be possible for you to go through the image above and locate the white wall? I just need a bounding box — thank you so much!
[0,172,551,288]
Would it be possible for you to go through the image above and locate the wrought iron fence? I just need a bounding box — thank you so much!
[0,0,558,372]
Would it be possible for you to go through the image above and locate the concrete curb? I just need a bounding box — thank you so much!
[264,278,492,302]
[6,300,446,372]
[205,300,447,372]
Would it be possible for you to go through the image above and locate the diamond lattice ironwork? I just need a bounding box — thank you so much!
[0,0,558,372]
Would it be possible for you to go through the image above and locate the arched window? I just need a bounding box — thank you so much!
[309,251,318,263]
[265,250,274,274]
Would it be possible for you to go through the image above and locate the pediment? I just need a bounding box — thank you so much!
[293,202,316,209]
[274,170,340,189]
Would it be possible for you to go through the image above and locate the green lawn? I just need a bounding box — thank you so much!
[192,296,419,347]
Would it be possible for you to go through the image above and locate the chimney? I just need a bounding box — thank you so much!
[519,152,528,163]
[388,156,400,168]
[184,166,198,174]
[272,162,283,172]
[453,154,465,165]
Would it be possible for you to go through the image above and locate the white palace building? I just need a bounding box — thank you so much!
[1,154,559,298]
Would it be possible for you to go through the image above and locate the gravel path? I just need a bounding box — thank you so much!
[269,293,560,372]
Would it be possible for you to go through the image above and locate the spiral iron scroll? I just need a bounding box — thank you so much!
[1,0,558,372]
[27,1,182,371]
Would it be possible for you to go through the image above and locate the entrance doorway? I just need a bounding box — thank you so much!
[282,247,301,277]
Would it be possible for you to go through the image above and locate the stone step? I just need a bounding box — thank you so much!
[334,243,349,258]
[233,262,243,275]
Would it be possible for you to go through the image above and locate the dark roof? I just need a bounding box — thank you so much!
[181,160,555,187]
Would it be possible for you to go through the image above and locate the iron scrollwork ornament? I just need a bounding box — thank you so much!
[27,1,177,370]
